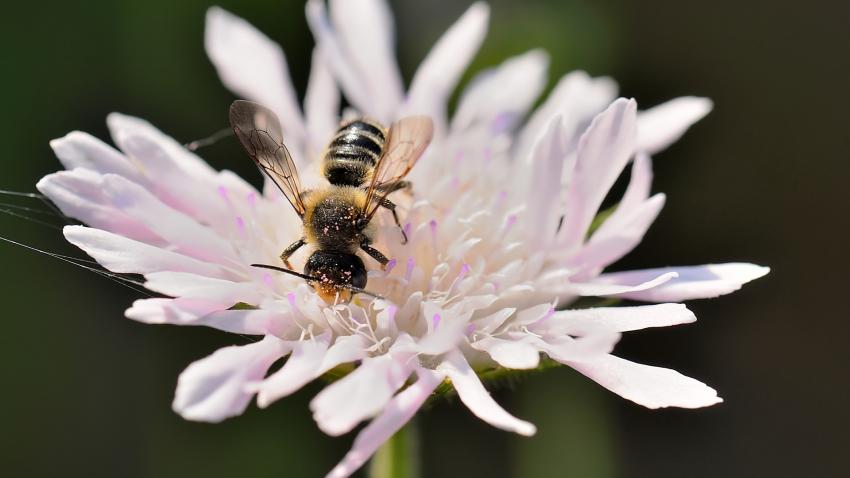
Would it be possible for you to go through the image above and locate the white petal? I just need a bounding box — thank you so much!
[50,131,140,178]
[415,309,472,356]
[310,352,413,436]
[523,116,568,249]
[403,2,489,129]
[637,97,712,154]
[326,368,442,478]
[567,193,666,274]
[305,47,340,155]
[566,271,678,296]
[328,0,403,121]
[126,297,286,335]
[36,170,161,243]
[438,351,536,436]
[173,336,287,422]
[144,271,261,304]
[63,225,225,277]
[254,333,332,408]
[544,303,696,334]
[518,71,618,162]
[567,354,722,409]
[452,50,549,133]
[558,98,638,248]
[319,334,370,371]
[471,336,540,369]
[595,263,770,302]
[98,174,238,265]
[205,7,306,153]
[305,0,372,117]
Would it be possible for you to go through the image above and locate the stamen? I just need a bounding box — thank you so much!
[385,258,397,275]
[432,313,441,330]
[405,257,416,281]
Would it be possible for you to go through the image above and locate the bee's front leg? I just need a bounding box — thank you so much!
[360,241,390,270]
[280,238,306,269]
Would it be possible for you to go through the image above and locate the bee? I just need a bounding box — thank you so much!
[229,100,433,303]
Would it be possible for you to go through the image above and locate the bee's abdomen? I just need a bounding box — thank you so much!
[323,119,387,186]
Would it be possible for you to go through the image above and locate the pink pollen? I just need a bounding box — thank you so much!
[235,216,245,232]
[458,263,471,281]
[432,313,441,329]
[403,222,412,238]
[465,323,475,335]
[385,258,397,274]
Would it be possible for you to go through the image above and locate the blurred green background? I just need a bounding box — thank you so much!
[1,0,847,476]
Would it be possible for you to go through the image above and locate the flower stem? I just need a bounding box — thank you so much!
[368,419,420,478]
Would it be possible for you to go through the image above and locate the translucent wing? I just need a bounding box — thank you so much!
[229,100,307,217]
[363,116,434,219]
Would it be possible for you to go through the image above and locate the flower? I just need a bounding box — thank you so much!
[38,1,768,477]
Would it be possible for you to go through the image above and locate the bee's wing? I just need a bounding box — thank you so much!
[229,100,307,217]
[363,116,434,219]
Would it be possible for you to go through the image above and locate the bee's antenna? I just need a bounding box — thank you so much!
[250,263,385,300]
[185,127,233,151]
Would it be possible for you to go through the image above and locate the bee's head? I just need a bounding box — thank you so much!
[304,251,368,303]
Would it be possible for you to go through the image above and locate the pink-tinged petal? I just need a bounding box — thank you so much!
[205,7,306,153]
[98,174,238,264]
[544,303,696,334]
[558,98,638,248]
[125,298,287,335]
[143,271,262,305]
[637,97,713,155]
[566,271,678,296]
[473,307,516,335]
[567,193,666,275]
[596,263,770,302]
[36,170,161,244]
[328,0,403,121]
[173,336,288,422]
[305,0,371,117]
[415,310,473,356]
[518,71,618,162]
[254,332,332,408]
[49,131,140,178]
[310,350,414,436]
[452,50,549,133]
[305,47,340,155]
[524,116,568,249]
[107,113,216,179]
[403,2,489,130]
[530,330,620,362]
[471,336,540,369]
[319,335,370,370]
[609,152,653,218]
[63,225,225,277]
[326,368,442,478]
[438,351,536,436]
[566,354,722,409]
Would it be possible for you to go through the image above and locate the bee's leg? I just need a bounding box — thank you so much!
[280,238,306,269]
[376,180,411,194]
[378,197,408,244]
[360,242,390,270]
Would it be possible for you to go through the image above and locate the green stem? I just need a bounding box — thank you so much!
[368,419,420,478]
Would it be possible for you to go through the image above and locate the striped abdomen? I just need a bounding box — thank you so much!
[322,119,387,187]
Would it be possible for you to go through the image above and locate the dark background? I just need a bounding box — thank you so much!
[1,0,847,476]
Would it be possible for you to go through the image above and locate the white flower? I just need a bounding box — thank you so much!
[38,1,769,477]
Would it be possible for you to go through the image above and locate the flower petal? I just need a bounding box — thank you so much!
[566,354,722,409]
[310,347,414,436]
[471,336,540,369]
[205,7,306,153]
[50,131,140,178]
[565,271,678,297]
[543,303,696,334]
[304,47,340,156]
[328,0,403,121]
[125,297,286,335]
[172,336,287,422]
[254,332,332,408]
[523,116,568,249]
[452,50,549,134]
[63,225,225,277]
[595,263,770,302]
[37,170,161,243]
[326,368,442,478]
[517,71,617,161]
[558,98,638,248]
[403,2,489,130]
[143,271,261,304]
[636,97,712,154]
[438,351,536,436]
